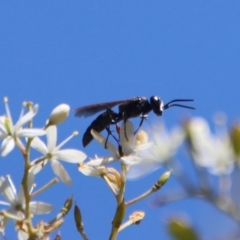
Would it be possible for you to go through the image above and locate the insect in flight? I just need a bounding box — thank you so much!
[75,96,195,148]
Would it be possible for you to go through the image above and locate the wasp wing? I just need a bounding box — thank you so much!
[75,98,137,118]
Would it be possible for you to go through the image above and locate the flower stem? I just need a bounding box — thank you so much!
[108,163,127,240]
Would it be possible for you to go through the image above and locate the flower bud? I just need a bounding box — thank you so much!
[157,170,171,186]
[62,196,73,216]
[129,211,145,225]
[168,218,198,240]
[54,233,61,240]
[47,104,70,127]
[74,203,83,231]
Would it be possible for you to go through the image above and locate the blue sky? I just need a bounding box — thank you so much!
[0,1,240,239]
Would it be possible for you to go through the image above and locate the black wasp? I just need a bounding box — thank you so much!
[75,96,195,147]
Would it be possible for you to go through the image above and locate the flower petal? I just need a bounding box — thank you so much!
[15,104,39,128]
[29,159,48,175]
[17,228,29,240]
[51,159,72,186]
[29,201,54,214]
[18,129,46,138]
[0,117,7,134]
[127,162,162,180]
[120,121,134,155]
[120,155,142,165]
[0,215,9,232]
[1,137,15,157]
[0,177,16,205]
[54,149,87,163]
[133,142,152,152]
[0,200,10,206]
[47,126,57,151]
[91,129,119,157]
[31,137,48,155]
[78,163,105,177]
[0,131,8,140]
[87,156,117,167]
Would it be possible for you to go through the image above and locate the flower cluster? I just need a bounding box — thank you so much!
[0,98,87,239]
[77,113,240,239]
[1,97,239,240]
[185,117,236,175]
[79,120,183,179]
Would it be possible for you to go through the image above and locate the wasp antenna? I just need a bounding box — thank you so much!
[165,99,194,106]
[164,103,195,110]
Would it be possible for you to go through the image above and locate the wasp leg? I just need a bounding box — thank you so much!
[134,115,147,135]
[105,126,123,156]
[118,144,123,157]
[121,112,129,141]
[105,126,119,148]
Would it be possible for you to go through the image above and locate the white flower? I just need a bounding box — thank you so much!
[30,126,87,185]
[88,121,183,179]
[0,98,46,157]
[78,163,108,177]
[0,174,53,231]
[78,153,118,177]
[90,120,152,166]
[127,123,184,179]
[119,121,152,165]
[78,163,121,194]
[90,129,121,159]
[187,117,234,175]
